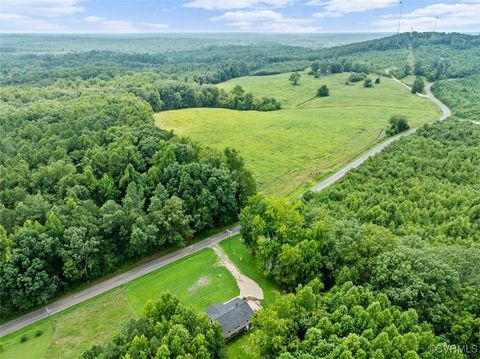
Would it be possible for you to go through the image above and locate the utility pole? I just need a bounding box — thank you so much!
[397,1,403,35]
[433,16,439,33]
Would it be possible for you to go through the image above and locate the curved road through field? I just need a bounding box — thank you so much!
[312,83,450,192]
[0,80,451,337]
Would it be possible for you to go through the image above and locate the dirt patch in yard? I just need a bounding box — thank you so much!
[188,276,209,294]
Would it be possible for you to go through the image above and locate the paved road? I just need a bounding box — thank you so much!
[0,78,451,337]
[0,226,240,336]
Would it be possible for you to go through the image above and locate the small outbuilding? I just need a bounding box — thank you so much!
[206,297,255,340]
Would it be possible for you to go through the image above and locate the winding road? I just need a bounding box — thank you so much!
[0,77,451,337]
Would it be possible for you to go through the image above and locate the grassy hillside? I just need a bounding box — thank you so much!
[156,72,440,196]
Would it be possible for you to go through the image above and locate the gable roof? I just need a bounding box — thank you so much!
[206,298,254,336]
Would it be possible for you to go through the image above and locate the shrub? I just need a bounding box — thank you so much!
[375,77,381,84]
[364,78,373,87]
[348,72,367,83]
[387,115,409,136]
[317,85,330,97]
[35,329,43,337]
[20,334,28,343]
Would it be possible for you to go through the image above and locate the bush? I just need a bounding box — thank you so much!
[348,72,367,83]
[387,114,409,136]
[317,85,330,97]
[34,329,43,337]
[364,78,373,87]
[375,77,381,84]
[20,334,28,343]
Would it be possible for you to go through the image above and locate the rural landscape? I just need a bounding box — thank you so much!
[0,1,479,358]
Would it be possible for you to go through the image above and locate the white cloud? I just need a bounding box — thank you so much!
[83,16,107,23]
[140,22,170,29]
[0,0,82,32]
[0,12,67,32]
[309,0,397,18]
[1,0,83,17]
[100,20,136,32]
[79,16,137,32]
[213,9,283,21]
[184,0,292,10]
[374,2,480,31]
[212,9,320,32]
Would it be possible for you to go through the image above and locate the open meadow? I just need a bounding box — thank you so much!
[156,72,440,196]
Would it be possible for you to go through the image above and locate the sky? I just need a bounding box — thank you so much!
[1,0,479,33]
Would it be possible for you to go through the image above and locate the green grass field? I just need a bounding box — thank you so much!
[156,72,440,196]
[0,249,238,359]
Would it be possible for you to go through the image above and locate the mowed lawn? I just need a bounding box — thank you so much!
[0,249,239,359]
[156,72,440,196]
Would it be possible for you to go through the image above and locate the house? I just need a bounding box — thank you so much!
[205,297,256,340]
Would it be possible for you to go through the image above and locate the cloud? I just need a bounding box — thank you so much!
[0,0,82,32]
[0,11,67,32]
[1,0,83,17]
[309,0,397,18]
[183,0,291,10]
[374,2,480,31]
[140,22,170,29]
[212,9,321,32]
[100,20,136,32]
[83,16,107,23]
[79,16,137,32]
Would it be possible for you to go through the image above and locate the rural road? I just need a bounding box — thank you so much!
[0,78,451,337]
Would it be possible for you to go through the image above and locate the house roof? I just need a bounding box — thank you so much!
[206,298,254,336]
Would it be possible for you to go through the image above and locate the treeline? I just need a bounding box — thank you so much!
[308,59,370,77]
[1,73,281,113]
[82,293,225,359]
[118,74,281,112]
[240,121,480,356]
[0,82,256,317]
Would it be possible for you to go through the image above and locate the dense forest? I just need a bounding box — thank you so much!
[0,70,263,317]
[0,44,316,86]
[240,121,480,357]
[433,76,480,120]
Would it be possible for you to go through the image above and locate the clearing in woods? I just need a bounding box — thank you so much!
[156,72,440,196]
